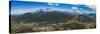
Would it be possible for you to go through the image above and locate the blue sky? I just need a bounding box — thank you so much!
[10,1,96,15]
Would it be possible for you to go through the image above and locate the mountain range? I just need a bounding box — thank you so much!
[10,9,96,23]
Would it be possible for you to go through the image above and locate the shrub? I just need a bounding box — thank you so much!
[86,23,96,28]
[53,22,88,30]
[11,23,33,33]
[64,23,87,29]
[32,26,56,32]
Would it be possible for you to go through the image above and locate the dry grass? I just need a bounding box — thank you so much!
[11,21,96,33]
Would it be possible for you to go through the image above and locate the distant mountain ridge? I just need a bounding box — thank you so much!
[10,9,96,23]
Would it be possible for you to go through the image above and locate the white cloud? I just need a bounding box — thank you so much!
[86,5,96,10]
[55,3,59,6]
[48,3,55,6]
[72,7,79,9]
[48,3,59,6]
